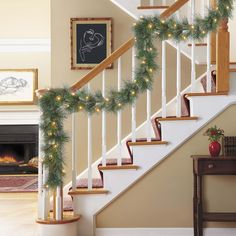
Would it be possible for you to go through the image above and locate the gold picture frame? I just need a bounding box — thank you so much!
[0,69,38,105]
[70,17,112,70]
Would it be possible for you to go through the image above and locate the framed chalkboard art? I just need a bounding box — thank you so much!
[70,18,112,70]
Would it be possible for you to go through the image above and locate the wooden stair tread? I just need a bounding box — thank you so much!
[188,43,207,47]
[98,164,139,171]
[158,116,198,121]
[185,92,228,97]
[137,5,169,10]
[230,62,236,65]
[36,214,81,225]
[128,140,168,146]
[69,189,109,195]
[230,68,236,72]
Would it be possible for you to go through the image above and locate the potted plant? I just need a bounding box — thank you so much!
[204,125,224,157]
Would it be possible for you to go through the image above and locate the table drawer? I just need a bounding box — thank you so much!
[197,159,236,175]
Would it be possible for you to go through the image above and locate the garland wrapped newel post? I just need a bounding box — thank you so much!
[36,0,234,228]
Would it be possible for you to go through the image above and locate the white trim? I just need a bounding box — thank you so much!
[0,38,51,52]
[0,109,40,124]
[96,228,236,236]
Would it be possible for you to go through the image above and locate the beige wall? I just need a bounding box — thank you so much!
[96,104,236,228]
[51,0,205,183]
[0,0,51,110]
[0,0,50,38]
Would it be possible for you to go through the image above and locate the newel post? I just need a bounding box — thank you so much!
[216,18,230,92]
[210,0,216,64]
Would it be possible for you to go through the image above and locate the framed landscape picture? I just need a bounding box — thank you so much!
[0,69,38,105]
[70,17,112,70]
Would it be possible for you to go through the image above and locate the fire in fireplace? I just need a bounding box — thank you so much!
[0,125,38,174]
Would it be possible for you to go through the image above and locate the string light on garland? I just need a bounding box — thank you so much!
[39,0,234,188]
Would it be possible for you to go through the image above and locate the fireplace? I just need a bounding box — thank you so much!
[0,125,38,174]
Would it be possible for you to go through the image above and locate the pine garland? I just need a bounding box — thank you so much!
[39,0,234,188]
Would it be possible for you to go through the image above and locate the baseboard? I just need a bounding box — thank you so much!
[96,228,236,236]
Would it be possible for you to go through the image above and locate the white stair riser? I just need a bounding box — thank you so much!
[102,169,139,190]
[188,96,229,117]
[160,120,199,142]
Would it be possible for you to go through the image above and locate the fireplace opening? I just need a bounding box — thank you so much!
[0,125,38,175]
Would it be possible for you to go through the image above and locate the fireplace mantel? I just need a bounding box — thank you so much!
[0,109,40,125]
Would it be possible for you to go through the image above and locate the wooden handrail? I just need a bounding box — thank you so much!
[70,38,135,91]
[160,0,189,19]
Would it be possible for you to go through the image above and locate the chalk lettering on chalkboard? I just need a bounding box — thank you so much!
[79,29,105,62]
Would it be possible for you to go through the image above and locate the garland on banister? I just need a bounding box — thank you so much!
[39,0,234,188]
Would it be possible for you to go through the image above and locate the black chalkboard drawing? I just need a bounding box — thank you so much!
[0,69,38,105]
[71,18,112,70]
[79,29,105,62]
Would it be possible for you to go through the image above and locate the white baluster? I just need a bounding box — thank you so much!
[131,46,136,142]
[87,83,92,190]
[38,125,43,219]
[147,89,152,142]
[42,165,49,220]
[102,70,107,166]
[206,0,211,92]
[71,112,77,191]
[117,57,122,166]
[150,0,154,6]
[55,186,62,220]
[161,40,167,118]
[201,0,206,17]
[176,44,182,117]
[162,0,166,5]
[191,0,196,92]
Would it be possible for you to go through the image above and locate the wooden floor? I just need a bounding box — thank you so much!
[0,193,38,236]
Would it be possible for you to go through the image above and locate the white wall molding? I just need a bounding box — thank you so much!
[0,38,51,52]
[96,228,236,236]
[0,109,40,125]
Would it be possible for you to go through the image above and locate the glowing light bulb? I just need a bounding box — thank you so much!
[148,23,153,29]
[56,96,61,101]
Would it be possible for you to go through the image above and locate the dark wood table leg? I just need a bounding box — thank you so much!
[197,175,203,236]
[193,171,198,236]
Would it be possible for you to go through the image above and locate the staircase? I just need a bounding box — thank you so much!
[36,0,235,236]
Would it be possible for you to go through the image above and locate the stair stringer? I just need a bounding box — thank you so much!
[73,97,236,236]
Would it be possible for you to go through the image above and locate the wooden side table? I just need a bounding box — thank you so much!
[192,155,236,236]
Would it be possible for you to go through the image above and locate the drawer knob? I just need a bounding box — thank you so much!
[208,164,214,169]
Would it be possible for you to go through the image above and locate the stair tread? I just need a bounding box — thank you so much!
[157,116,198,121]
[128,140,168,146]
[69,189,109,195]
[188,43,207,47]
[185,92,228,97]
[98,164,139,170]
[137,5,169,9]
